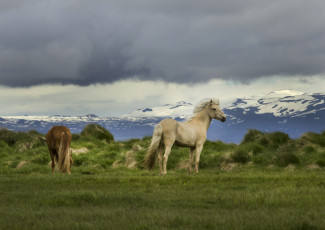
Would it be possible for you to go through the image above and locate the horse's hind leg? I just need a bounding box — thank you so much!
[162,145,172,175]
[157,144,164,175]
[188,147,195,174]
[49,151,55,173]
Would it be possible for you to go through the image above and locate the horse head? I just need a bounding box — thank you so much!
[208,99,226,122]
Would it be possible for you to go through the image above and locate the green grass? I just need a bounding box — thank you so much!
[1,126,325,229]
[0,169,324,230]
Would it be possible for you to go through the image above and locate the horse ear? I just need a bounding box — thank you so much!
[209,99,213,105]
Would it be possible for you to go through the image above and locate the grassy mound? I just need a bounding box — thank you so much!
[0,129,44,148]
[79,124,114,143]
[231,129,325,168]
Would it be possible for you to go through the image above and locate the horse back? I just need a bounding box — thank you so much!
[159,119,178,132]
[46,126,72,151]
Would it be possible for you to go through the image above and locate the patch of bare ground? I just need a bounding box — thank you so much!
[285,164,296,171]
[221,163,238,171]
[176,160,189,170]
[16,161,29,169]
[71,147,88,155]
[306,164,320,170]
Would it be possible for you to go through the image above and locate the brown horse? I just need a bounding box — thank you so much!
[46,126,73,174]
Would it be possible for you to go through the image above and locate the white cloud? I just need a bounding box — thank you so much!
[0,75,324,117]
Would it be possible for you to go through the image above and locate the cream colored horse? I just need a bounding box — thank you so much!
[144,98,226,175]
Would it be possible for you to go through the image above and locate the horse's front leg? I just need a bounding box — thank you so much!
[195,145,203,173]
[188,147,195,174]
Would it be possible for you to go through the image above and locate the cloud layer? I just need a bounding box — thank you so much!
[1,0,325,87]
[1,76,324,116]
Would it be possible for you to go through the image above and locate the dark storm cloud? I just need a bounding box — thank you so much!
[1,0,325,87]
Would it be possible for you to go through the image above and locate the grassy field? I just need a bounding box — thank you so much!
[0,169,325,230]
[0,125,325,229]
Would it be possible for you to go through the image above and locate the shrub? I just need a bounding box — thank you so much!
[0,129,20,146]
[269,132,290,146]
[300,132,325,147]
[123,138,141,149]
[259,137,269,147]
[303,146,316,154]
[275,152,300,167]
[238,143,265,155]
[252,155,267,165]
[32,154,49,165]
[232,148,250,163]
[0,129,44,148]
[73,156,88,166]
[72,133,81,141]
[241,143,265,155]
[241,129,263,144]
[316,159,325,167]
[80,124,114,143]
[0,140,9,150]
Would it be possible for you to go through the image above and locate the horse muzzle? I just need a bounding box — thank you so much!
[221,116,226,122]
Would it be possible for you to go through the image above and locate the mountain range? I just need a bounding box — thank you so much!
[0,90,324,144]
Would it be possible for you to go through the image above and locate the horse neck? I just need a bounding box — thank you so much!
[191,108,212,132]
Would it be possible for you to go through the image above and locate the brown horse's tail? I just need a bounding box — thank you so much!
[144,124,163,170]
[58,131,71,173]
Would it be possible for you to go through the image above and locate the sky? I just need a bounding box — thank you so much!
[0,0,325,117]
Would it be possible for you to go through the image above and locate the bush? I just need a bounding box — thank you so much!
[252,155,267,165]
[0,129,44,148]
[241,129,264,144]
[80,124,114,143]
[32,154,49,165]
[241,130,291,150]
[123,138,141,149]
[232,148,250,163]
[269,132,290,146]
[72,133,81,141]
[0,140,9,151]
[300,132,325,147]
[0,129,20,146]
[275,152,300,167]
[316,159,325,167]
[303,146,317,154]
[240,143,265,155]
[259,137,269,147]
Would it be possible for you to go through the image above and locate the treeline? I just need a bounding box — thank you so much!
[0,124,325,174]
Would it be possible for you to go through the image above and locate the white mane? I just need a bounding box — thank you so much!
[193,98,220,115]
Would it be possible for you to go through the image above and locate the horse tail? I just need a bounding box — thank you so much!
[144,124,163,170]
[58,131,71,173]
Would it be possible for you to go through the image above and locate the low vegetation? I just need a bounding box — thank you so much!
[0,125,325,229]
[0,125,325,174]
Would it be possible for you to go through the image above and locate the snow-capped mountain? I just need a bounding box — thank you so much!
[122,101,193,118]
[0,90,324,143]
[124,90,324,119]
[218,90,324,143]
[228,90,324,117]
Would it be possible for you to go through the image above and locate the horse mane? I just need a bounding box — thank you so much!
[193,98,220,115]
[186,98,220,121]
